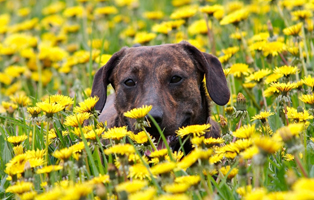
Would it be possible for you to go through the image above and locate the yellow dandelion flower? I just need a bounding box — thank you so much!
[220,9,249,26]
[62,183,93,200]
[176,124,210,138]
[133,32,156,44]
[283,153,295,161]
[191,136,204,147]
[246,69,271,83]
[233,124,256,138]
[219,54,234,65]
[164,183,190,193]
[270,82,297,93]
[220,165,238,179]
[303,75,314,88]
[84,128,105,140]
[230,31,247,40]
[203,137,224,146]
[36,102,64,115]
[164,20,185,29]
[19,191,37,200]
[36,165,63,174]
[177,148,212,169]
[88,174,109,184]
[73,125,93,137]
[129,187,156,200]
[286,107,313,122]
[5,181,33,195]
[128,163,150,180]
[43,94,74,108]
[175,175,201,186]
[74,96,99,113]
[152,23,172,34]
[274,66,299,77]
[63,6,84,18]
[103,126,129,140]
[265,73,283,84]
[254,136,282,154]
[200,5,224,16]
[222,46,239,55]
[229,63,251,77]
[170,7,197,20]
[116,180,148,194]
[283,23,303,36]
[209,153,224,164]
[300,94,314,104]
[249,41,266,52]
[188,19,210,36]
[71,141,86,154]
[7,135,28,146]
[94,6,118,16]
[251,111,274,122]
[25,149,45,159]
[262,41,286,57]
[155,194,190,200]
[150,162,176,175]
[287,46,299,56]
[291,10,313,20]
[129,131,148,144]
[263,86,280,97]
[236,185,252,196]
[10,93,30,107]
[165,151,184,162]
[124,105,152,119]
[64,113,91,127]
[52,148,73,160]
[27,107,41,118]
[143,11,164,20]
[104,144,135,155]
[13,145,24,155]
[240,146,259,159]
[244,188,267,200]
[243,82,256,89]
[234,139,253,152]
[150,149,168,158]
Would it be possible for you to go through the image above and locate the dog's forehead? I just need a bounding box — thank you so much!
[119,44,195,70]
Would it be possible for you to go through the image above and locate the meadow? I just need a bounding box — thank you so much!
[1,0,314,199]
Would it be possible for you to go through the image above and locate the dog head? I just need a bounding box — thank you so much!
[92,41,230,149]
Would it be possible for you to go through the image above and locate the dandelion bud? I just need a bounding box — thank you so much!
[267,20,274,38]
[238,158,247,184]
[297,106,304,113]
[225,106,234,115]
[236,93,246,111]
[219,115,229,135]
[108,164,118,181]
[278,126,293,142]
[95,184,108,200]
[7,106,16,114]
[285,169,297,186]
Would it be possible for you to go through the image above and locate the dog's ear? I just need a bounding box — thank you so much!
[180,41,230,106]
[91,47,127,113]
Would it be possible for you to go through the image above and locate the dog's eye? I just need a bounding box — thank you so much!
[124,79,136,87]
[170,75,182,84]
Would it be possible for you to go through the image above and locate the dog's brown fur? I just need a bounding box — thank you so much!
[91,41,230,150]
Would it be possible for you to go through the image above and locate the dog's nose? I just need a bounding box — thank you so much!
[149,108,163,125]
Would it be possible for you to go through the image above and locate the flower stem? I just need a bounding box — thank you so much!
[32,124,36,150]
[148,114,175,161]
[294,153,308,177]
[142,127,157,151]
[45,121,50,166]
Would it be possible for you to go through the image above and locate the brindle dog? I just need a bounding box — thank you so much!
[91,41,230,152]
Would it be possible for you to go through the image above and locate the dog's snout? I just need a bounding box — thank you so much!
[149,108,163,125]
